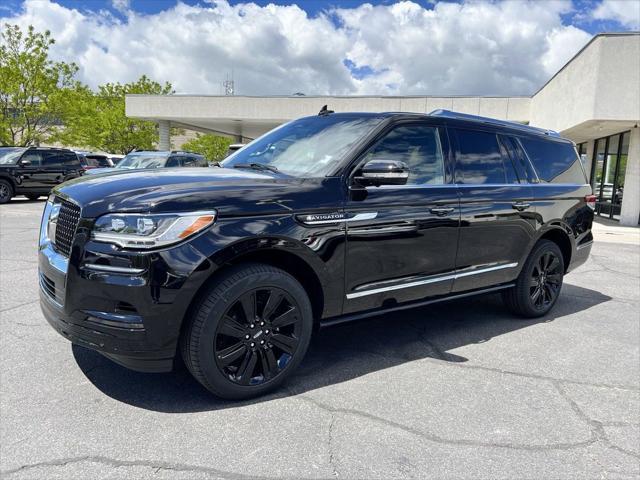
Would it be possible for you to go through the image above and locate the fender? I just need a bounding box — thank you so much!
[515,219,575,277]
[0,172,18,190]
[170,215,346,321]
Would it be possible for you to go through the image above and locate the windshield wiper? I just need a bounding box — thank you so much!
[233,162,279,173]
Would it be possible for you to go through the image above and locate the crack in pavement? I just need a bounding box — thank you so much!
[328,413,339,478]
[295,395,597,452]
[0,299,39,314]
[0,455,321,480]
[553,382,640,466]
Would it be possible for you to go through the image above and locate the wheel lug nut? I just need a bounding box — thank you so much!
[245,334,250,339]
[260,340,265,345]
[250,324,255,329]
[250,342,255,348]
[265,329,269,334]
[260,321,265,326]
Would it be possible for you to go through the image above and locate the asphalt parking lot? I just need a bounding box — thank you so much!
[1,199,638,479]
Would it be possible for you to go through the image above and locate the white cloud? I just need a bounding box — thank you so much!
[592,0,640,29]
[0,0,599,96]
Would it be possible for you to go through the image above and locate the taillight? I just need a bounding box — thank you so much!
[585,194,596,210]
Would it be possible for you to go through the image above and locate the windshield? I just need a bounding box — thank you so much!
[0,147,26,165]
[221,115,384,177]
[117,152,168,169]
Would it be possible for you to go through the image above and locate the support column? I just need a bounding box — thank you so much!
[584,140,595,184]
[620,126,640,226]
[158,120,171,151]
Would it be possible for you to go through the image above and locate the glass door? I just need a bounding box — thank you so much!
[590,131,630,220]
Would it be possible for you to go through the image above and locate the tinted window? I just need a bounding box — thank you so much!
[497,137,520,184]
[85,155,108,167]
[454,129,507,184]
[42,152,64,167]
[501,136,537,182]
[364,124,444,185]
[182,156,204,167]
[21,151,43,166]
[520,137,586,184]
[64,152,80,165]
[166,156,181,167]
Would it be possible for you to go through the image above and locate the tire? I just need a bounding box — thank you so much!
[502,240,565,318]
[0,179,13,204]
[181,263,313,400]
[25,194,41,201]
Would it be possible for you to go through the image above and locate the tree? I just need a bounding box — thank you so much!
[0,24,80,146]
[59,75,174,154]
[181,133,233,163]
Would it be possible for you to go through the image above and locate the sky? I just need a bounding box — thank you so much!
[0,0,638,96]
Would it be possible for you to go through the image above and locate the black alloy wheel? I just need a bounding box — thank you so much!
[503,239,565,318]
[214,287,302,386]
[0,180,13,204]
[181,263,313,399]
[529,251,563,309]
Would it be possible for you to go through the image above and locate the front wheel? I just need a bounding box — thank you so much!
[181,263,313,399]
[0,179,13,204]
[503,240,565,318]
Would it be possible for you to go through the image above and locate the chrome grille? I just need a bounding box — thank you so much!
[54,199,81,257]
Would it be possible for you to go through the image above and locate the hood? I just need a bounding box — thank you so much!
[55,167,335,218]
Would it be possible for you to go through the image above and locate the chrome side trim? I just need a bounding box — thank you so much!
[83,264,145,274]
[346,262,518,299]
[300,212,378,225]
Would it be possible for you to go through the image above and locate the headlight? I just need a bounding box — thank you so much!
[92,211,216,249]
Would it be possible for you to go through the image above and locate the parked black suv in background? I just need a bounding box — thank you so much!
[39,110,594,399]
[0,147,83,203]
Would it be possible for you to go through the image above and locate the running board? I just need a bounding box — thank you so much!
[319,284,515,329]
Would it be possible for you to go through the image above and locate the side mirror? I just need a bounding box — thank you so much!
[355,159,409,186]
[18,159,31,167]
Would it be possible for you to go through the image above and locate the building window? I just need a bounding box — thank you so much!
[590,131,630,220]
[577,142,587,165]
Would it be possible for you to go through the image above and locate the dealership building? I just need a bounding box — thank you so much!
[126,32,640,226]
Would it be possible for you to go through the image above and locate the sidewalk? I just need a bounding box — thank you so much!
[591,217,640,245]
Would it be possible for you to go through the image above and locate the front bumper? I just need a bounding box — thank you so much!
[38,207,212,373]
[40,284,175,372]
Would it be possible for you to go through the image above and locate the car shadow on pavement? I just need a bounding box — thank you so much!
[72,283,611,412]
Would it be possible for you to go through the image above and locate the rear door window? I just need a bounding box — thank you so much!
[165,156,182,167]
[182,156,199,167]
[453,129,507,184]
[42,152,64,167]
[519,137,587,184]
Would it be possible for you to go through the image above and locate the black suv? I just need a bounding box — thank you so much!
[39,110,594,399]
[0,147,83,203]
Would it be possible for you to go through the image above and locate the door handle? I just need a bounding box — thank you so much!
[512,202,531,211]
[430,207,455,216]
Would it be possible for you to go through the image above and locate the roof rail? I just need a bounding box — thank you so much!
[429,109,561,138]
[171,150,200,155]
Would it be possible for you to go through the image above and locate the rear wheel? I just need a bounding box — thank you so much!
[503,240,564,318]
[181,263,313,399]
[0,180,13,204]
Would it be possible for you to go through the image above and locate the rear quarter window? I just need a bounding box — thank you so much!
[519,137,587,184]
